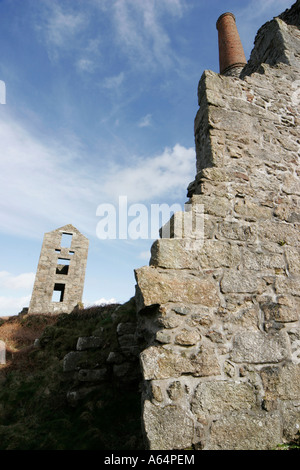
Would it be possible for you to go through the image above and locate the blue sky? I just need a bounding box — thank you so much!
[0,0,293,315]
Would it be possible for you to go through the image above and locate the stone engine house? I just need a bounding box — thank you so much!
[134,1,300,450]
[28,224,89,315]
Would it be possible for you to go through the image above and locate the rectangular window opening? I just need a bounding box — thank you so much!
[61,232,72,248]
[56,258,70,275]
[52,283,65,303]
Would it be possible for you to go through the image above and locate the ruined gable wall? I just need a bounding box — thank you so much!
[29,224,89,315]
[135,1,300,450]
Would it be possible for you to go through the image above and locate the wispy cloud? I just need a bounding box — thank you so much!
[112,0,185,70]
[236,0,293,58]
[0,295,31,316]
[33,0,105,74]
[76,58,95,73]
[0,109,195,239]
[238,0,293,22]
[33,0,187,74]
[138,113,152,128]
[0,271,35,315]
[102,72,125,90]
[0,109,94,239]
[101,143,195,203]
[35,1,88,59]
[45,7,86,48]
[0,271,35,290]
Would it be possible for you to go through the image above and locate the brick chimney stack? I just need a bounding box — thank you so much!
[216,12,247,77]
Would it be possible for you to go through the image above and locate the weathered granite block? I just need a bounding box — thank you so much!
[76,336,103,351]
[260,298,299,323]
[140,346,193,380]
[78,368,107,382]
[260,364,300,400]
[63,351,87,372]
[206,411,282,450]
[191,381,257,418]
[135,267,221,312]
[230,331,291,363]
[281,401,300,442]
[150,239,201,270]
[189,345,221,377]
[275,275,300,296]
[220,270,259,293]
[143,401,194,451]
[174,329,201,346]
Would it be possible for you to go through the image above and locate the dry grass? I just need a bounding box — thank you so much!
[0,301,143,450]
[0,305,120,373]
[0,314,59,365]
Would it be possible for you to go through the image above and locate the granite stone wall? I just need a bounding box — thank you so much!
[135,1,300,450]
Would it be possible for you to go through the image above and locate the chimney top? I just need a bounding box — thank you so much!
[216,12,247,76]
[216,12,236,29]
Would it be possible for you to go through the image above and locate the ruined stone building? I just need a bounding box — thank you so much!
[25,1,299,451]
[28,224,89,315]
[133,1,300,450]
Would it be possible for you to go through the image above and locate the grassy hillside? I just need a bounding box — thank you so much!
[0,302,143,450]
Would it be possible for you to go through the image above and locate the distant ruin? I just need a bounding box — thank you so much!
[28,224,89,315]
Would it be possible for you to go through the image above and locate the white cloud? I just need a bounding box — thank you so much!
[0,271,34,315]
[34,0,103,73]
[76,58,95,73]
[138,114,152,128]
[236,0,293,58]
[238,0,293,22]
[0,272,35,291]
[102,72,125,90]
[33,0,188,76]
[0,295,31,316]
[35,1,87,58]
[0,109,195,239]
[84,298,117,307]
[46,8,86,47]
[0,111,96,238]
[111,0,185,70]
[102,143,195,203]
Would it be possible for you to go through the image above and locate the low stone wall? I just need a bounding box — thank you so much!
[62,313,141,405]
